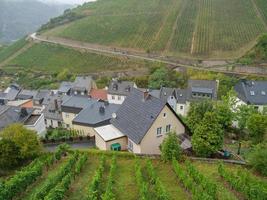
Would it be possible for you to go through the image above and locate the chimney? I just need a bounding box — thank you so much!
[20,108,28,117]
[54,99,59,110]
[143,90,150,101]
[99,106,105,114]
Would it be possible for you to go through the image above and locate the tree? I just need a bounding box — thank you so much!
[186,100,213,131]
[246,113,267,144]
[160,132,182,161]
[192,112,224,157]
[148,67,178,89]
[235,105,256,132]
[0,139,21,169]
[248,142,267,176]
[214,90,236,130]
[0,124,42,160]
[56,68,71,81]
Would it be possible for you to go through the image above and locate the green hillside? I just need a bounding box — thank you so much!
[4,42,153,74]
[42,0,267,59]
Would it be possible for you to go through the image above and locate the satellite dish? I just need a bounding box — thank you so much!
[112,113,117,119]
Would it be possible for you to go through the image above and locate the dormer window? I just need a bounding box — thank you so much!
[250,91,255,96]
[261,91,266,95]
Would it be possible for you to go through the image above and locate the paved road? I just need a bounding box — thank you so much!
[30,33,267,76]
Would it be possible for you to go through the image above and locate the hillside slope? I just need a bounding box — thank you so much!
[0,0,70,44]
[41,0,267,59]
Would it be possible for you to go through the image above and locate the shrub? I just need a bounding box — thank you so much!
[160,132,182,162]
[248,142,267,176]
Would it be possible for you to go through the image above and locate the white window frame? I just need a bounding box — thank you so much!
[157,127,162,136]
[166,124,171,133]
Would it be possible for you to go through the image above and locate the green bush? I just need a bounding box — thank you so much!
[160,132,182,162]
[248,142,267,176]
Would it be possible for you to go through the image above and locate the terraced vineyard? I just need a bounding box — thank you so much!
[43,0,267,59]
[1,150,267,200]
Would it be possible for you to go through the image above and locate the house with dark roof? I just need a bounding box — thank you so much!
[17,90,37,100]
[33,90,50,109]
[94,89,190,154]
[234,80,267,112]
[58,82,73,95]
[0,105,45,135]
[150,80,218,116]
[0,84,21,104]
[70,76,96,96]
[43,94,64,128]
[72,101,120,136]
[107,80,137,104]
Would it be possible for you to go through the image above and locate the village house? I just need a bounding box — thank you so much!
[70,76,96,96]
[150,80,218,116]
[16,89,37,100]
[0,84,21,105]
[94,89,190,154]
[0,105,45,135]
[107,80,137,104]
[234,80,267,112]
[58,81,73,95]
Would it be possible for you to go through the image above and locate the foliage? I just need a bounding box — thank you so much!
[214,90,236,130]
[96,76,111,89]
[55,143,71,160]
[185,160,217,199]
[0,154,55,200]
[135,160,148,200]
[87,155,106,200]
[192,112,224,157]
[148,67,184,89]
[102,155,116,200]
[160,132,182,162]
[44,153,87,200]
[248,142,267,176]
[246,113,267,144]
[218,163,267,199]
[30,152,78,200]
[0,124,42,160]
[0,139,21,169]
[172,159,213,200]
[146,160,169,200]
[235,105,257,131]
[56,68,72,81]
[46,128,79,140]
[186,100,213,131]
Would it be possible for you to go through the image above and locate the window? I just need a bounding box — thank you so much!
[44,119,47,125]
[166,124,171,133]
[112,95,115,100]
[163,113,167,118]
[118,96,121,100]
[65,113,69,118]
[262,91,266,95]
[157,127,162,136]
[250,91,255,96]
[128,140,133,151]
[180,106,183,110]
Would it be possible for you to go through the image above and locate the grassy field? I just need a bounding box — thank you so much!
[5,42,153,74]
[5,150,266,200]
[43,0,267,59]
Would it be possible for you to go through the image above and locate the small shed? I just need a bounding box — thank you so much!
[94,125,127,151]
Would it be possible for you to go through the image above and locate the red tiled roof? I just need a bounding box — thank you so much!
[90,89,107,101]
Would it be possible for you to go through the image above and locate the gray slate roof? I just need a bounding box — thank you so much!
[17,90,37,100]
[34,90,50,101]
[0,86,21,101]
[71,76,92,92]
[0,105,33,130]
[58,82,73,94]
[61,95,97,113]
[73,101,120,127]
[234,80,267,105]
[187,80,218,100]
[111,88,166,144]
[43,94,63,121]
[108,80,135,96]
